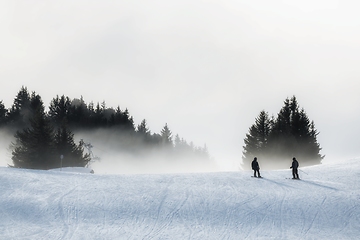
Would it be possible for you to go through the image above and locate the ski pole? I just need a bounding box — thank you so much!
[299,169,308,175]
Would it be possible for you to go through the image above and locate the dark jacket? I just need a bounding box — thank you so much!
[291,159,299,169]
[252,160,259,170]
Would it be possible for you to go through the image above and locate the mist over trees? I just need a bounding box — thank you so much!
[9,90,90,169]
[1,86,211,170]
[242,96,324,170]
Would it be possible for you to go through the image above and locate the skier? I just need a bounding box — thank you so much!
[290,157,299,179]
[251,157,261,178]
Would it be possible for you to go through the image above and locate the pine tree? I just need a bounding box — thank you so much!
[307,121,323,160]
[174,134,181,148]
[54,122,90,168]
[93,102,106,127]
[122,108,135,131]
[0,100,7,127]
[160,123,173,146]
[137,119,150,136]
[48,95,71,127]
[135,119,153,146]
[269,96,323,166]
[68,97,88,128]
[242,110,272,169]
[11,96,56,169]
[7,86,31,128]
[266,97,294,161]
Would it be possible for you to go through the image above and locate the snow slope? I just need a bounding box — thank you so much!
[1,159,359,239]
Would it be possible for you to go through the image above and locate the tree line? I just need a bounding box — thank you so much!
[0,86,210,170]
[242,96,324,170]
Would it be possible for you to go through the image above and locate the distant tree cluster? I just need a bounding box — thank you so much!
[242,96,324,170]
[1,86,210,170]
[3,87,90,169]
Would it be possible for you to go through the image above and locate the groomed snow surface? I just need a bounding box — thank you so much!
[1,159,359,240]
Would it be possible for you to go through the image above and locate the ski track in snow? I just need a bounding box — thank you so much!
[1,160,360,239]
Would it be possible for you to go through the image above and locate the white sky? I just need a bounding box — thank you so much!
[1,0,360,170]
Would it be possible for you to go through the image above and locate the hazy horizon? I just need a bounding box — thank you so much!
[0,123,352,174]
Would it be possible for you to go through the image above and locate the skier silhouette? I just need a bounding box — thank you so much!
[290,157,299,179]
[251,157,261,178]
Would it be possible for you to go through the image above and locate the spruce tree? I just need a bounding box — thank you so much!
[93,102,106,127]
[160,123,173,146]
[242,110,272,169]
[68,97,88,128]
[48,95,71,127]
[54,122,90,168]
[268,96,323,166]
[137,119,150,138]
[122,108,135,131]
[7,86,31,128]
[0,101,7,127]
[11,96,56,169]
[266,97,294,162]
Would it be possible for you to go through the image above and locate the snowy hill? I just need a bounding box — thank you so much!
[1,160,359,239]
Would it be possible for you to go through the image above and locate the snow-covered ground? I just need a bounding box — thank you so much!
[1,159,359,239]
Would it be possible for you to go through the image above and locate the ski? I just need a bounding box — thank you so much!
[251,176,263,178]
[286,178,301,180]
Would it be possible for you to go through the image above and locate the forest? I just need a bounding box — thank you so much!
[0,86,211,170]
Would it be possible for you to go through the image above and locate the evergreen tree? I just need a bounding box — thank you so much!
[160,123,173,146]
[174,134,182,148]
[29,92,44,120]
[242,110,272,168]
[68,97,89,128]
[137,119,150,136]
[0,100,7,127]
[93,102,106,127]
[7,86,31,128]
[136,119,153,146]
[11,96,56,169]
[150,133,163,146]
[54,122,90,168]
[48,95,71,127]
[122,108,135,131]
[266,98,293,161]
[306,121,323,160]
[269,96,323,165]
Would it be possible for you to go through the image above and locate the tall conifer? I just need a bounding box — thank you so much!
[242,110,272,168]
[11,95,55,169]
[54,122,90,168]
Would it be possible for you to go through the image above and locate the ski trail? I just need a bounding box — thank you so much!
[302,196,327,236]
[54,185,79,240]
[141,176,189,240]
[242,170,316,239]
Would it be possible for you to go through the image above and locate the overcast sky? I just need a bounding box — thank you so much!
[1,0,359,170]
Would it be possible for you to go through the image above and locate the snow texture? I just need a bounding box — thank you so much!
[1,159,359,239]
